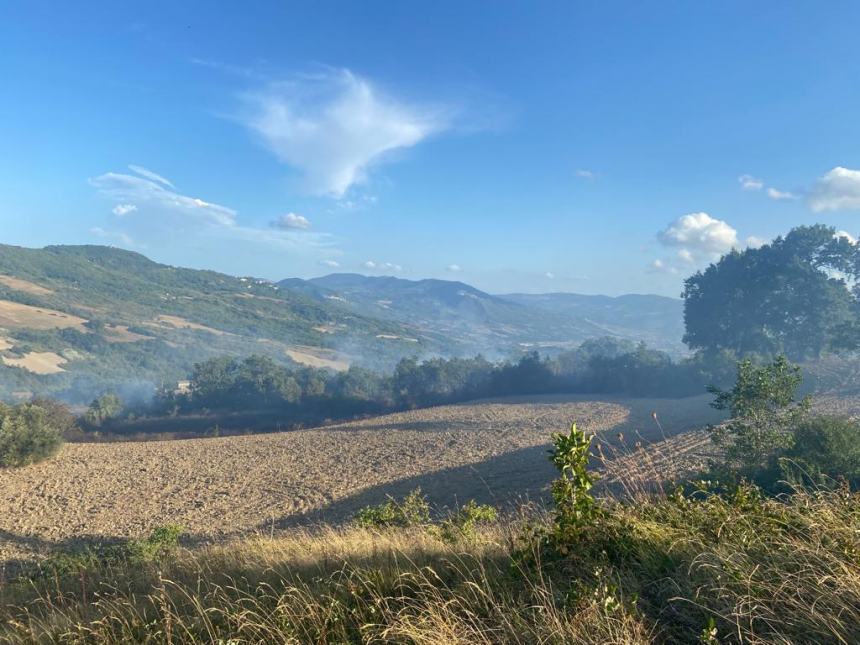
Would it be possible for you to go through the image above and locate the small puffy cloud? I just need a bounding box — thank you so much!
[320,259,341,268]
[446,263,462,272]
[657,212,739,263]
[271,212,311,230]
[128,164,174,188]
[576,169,596,180]
[112,203,137,216]
[808,167,860,212]
[363,260,377,269]
[383,262,402,272]
[738,174,764,191]
[835,230,858,245]
[241,68,450,197]
[766,187,798,201]
[90,171,237,226]
[544,272,555,279]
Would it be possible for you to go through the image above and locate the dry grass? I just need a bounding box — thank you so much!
[1,351,67,375]
[1,487,858,643]
[153,315,227,336]
[284,345,351,371]
[0,300,87,331]
[0,275,54,296]
[102,324,150,344]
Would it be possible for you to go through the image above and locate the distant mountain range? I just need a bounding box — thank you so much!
[280,273,685,355]
[0,244,685,402]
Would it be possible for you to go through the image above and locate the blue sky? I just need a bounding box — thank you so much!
[2,1,860,296]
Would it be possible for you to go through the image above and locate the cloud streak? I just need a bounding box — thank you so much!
[90,172,237,226]
[90,168,335,254]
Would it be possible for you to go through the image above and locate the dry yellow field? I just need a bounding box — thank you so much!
[284,345,350,370]
[0,394,723,563]
[0,274,54,296]
[0,300,87,330]
[1,351,67,374]
[154,315,226,335]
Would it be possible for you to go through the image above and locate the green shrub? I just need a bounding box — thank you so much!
[548,423,602,545]
[124,524,184,563]
[354,489,431,529]
[782,416,860,487]
[0,403,64,467]
[437,500,498,543]
[708,356,810,472]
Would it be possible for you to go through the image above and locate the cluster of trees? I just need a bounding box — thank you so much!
[684,225,860,360]
[0,400,67,467]
[136,338,734,430]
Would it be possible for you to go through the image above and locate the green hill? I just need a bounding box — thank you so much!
[0,244,420,402]
[0,244,686,403]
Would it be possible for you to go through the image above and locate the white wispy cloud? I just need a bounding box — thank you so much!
[271,212,311,230]
[576,169,596,180]
[240,68,451,197]
[112,203,137,216]
[808,167,860,212]
[90,167,335,254]
[90,172,237,226]
[128,164,174,188]
[544,271,555,279]
[446,263,462,272]
[320,259,341,268]
[766,187,798,201]
[738,174,764,191]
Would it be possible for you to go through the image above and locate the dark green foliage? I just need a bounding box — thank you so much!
[85,393,123,426]
[708,356,810,472]
[783,416,860,487]
[683,225,860,359]
[0,402,64,467]
[354,489,431,529]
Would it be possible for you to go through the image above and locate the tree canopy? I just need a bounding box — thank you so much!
[682,225,860,359]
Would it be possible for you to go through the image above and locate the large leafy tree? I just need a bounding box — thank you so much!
[683,225,860,359]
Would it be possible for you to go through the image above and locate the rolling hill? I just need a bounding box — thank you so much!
[0,244,686,403]
[281,273,685,356]
[0,244,424,402]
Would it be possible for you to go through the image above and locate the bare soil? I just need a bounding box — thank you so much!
[0,394,725,564]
